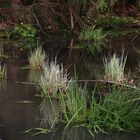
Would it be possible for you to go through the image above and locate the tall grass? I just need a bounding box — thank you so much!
[103,53,127,82]
[39,61,71,97]
[29,47,46,70]
[63,82,88,128]
[59,82,140,133]
[37,78,140,134]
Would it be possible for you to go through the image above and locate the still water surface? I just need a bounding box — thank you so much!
[1,34,140,140]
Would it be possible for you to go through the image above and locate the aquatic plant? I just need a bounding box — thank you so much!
[39,61,71,97]
[0,64,7,79]
[29,47,46,70]
[103,53,127,82]
[63,82,87,127]
[60,83,140,133]
[87,86,140,132]
[79,27,107,42]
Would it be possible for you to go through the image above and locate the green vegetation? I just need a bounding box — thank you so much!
[103,53,127,82]
[79,27,107,42]
[37,82,140,134]
[12,23,38,38]
[39,61,71,98]
[0,64,7,79]
[95,16,139,28]
[29,47,46,70]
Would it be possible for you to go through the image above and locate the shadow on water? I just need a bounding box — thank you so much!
[1,33,140,139]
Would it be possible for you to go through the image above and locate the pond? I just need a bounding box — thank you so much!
[1,32,140,140]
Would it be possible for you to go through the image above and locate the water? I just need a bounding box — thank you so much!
[1,33,140,140]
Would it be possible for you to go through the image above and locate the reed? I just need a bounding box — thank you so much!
[103,53,127,82]
[29,47,46,70]
[39,61,71,97]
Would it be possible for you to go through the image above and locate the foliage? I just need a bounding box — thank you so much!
[95,16,139,28]
[56,80,140,133]
[97,0,118,13]
[12,23,38,38]
[103,53,127,82]
[29,47,46,70]
[79,26,107,42]
[64,82,88,126]
[39,61,71,98]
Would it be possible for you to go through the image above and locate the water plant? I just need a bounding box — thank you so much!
[39,61,71,97]
[58,81,140,133]
[63,82,88,127]
[103,53,127,82]
[79,27,107,42]
[29,47,46,70]
[0,64,7,79]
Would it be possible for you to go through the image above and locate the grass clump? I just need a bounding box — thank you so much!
[39,61,71,97]
[60,83,140,133]
[79,26,107,42]
[0,64,7,79]
[103,53,127,82]
[29,47,46,70]
[62,82,88,127]
[88,86,140,132]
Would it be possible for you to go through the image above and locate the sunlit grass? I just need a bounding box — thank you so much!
[29,47,46,70]
[103,53,127,82]
[39,61,71,97]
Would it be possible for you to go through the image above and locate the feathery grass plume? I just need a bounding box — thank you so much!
[39,61,71,97]
[103,52,127,82]
[0,64,7,79]
[29,47,46,70]
[79,26,107,42]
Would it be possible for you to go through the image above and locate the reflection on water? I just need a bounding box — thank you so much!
[39,99,60,129]
[28,70,42,83]
[0,79,7,91]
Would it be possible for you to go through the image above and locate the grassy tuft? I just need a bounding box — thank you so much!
[39,61,71,97]
[103,53,127,82]
[29,47,46,70]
